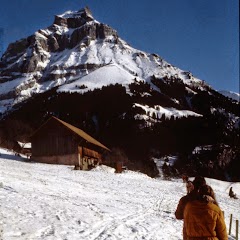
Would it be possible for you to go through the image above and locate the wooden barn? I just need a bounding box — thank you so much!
[31,116,110,170]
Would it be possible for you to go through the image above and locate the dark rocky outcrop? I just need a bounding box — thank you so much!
[53,7,94,28]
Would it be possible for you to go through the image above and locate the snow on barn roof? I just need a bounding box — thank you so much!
[17,141,31,149]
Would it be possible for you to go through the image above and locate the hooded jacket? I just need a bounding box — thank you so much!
[184,200,227,240]
[175,190,199,239]
[175,190,198,220]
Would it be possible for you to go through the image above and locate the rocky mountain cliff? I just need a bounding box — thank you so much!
[0,7,239,180]
[0,7,119,110]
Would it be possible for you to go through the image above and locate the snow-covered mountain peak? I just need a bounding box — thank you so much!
[54,7,94,28]
[0,6,221,115]
[57,7,93,19]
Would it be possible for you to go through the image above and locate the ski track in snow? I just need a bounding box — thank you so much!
[0,150,239,240]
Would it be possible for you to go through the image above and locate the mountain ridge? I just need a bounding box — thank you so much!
[218,90,240,102]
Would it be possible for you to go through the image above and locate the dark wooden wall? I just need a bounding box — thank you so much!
[31,119,78,157]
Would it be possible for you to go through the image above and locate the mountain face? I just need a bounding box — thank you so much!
[0,7,210,114]
[0,7,118,111]
[0,7,239,180]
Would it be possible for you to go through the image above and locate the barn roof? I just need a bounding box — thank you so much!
[32,116,110,151]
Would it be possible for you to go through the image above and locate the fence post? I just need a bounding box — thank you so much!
[236,219,239,240]
[229,214,233,235]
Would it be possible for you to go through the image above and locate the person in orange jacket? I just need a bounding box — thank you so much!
[184,185,228,240]
[175,176,207,240]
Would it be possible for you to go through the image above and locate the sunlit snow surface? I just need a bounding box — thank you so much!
[0,148,239,240]
[58,64,134,93]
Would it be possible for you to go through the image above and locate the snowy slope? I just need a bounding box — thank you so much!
[219,90,240,102]
[58,63,135,93]
[0,148,239,240]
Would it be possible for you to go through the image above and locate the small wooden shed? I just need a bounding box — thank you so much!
[18,141,32,158]
[31,116,110,170]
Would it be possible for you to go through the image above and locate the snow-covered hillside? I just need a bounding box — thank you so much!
[0,148,239,240]
[219,90,240,102]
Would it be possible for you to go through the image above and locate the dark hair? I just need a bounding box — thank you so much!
[198,185,218,205]
[192,176,206,190]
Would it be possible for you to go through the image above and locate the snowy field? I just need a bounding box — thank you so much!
[0,148,239,240]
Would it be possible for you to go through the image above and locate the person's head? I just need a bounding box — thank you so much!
[198,185,216,202]
[186,181,194,193]
[198,185,214,198]
[192,176,206,190]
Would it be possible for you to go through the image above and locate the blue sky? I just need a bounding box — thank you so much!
[0,0,239,93]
